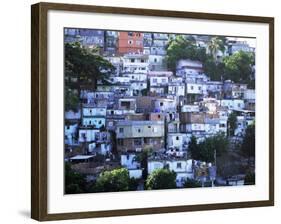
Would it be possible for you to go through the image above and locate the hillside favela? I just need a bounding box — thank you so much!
[64,29,256,194]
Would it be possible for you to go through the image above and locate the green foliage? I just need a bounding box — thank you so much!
[167,36,255,87]
[203,56,225,81]
[189,133,229,163]
[65,163,87,194]
[207,36,226,60]
[183,178,201,188]
[166,35,207,71]
[65,42,115,83]
[241,123,255,158]
[227,112,238,136]
[188,135,200,160]
[244,172,255,185]
[223,51,255,88]
[65,87,79,112]
[64,42,115,112]
[93,168,137,192]
[134,146,153,179]
[146,168,177,190]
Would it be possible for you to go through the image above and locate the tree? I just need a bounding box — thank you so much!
[183,178,201,188]
[146,168,177,190]
[240,123,255,160]
[65,163,87,194]
[203,56,225,81]
[207,36,226,61]
[166,35,207,72]
[223,51,255,88]
[227,112,237,136]
[244,172,255,185]
[194,133,229,163]
[65,87,79,112]
[92,168,137,192]
[64,42,115,112]
[134,145,153,179]
[188,135,200,160]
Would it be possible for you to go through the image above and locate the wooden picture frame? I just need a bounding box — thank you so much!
[31,2,274,221]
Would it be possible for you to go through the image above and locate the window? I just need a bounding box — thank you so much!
[160,102,164,106]
[134,138,142,146]
[98,120,102,124]
[128,40,133,45]
[191,85,194,90]
[66,126,70,130]
[177,163,182,169]
[154,58,157,63]
[176,136,179,140]
[141,59,145,63]
[153,78,157,83]
[118,139,124,146]
[158,114,161,118]
[121,101,130,109]
[161,78,166,83]
[119,128,124,133]
[130,58,135,63]
[198,86,202,90]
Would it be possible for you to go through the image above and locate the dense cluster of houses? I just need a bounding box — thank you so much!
[65,29,255,188]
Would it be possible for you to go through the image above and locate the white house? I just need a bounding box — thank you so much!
[82,106,106,117]
[207,81,223,92]
[167,133,190,151]
[65,110,81,120]
[88,142,111,155]
[243,89,255,100]
[168,84,185,96]
[220,99,245,110]
[131,81,147,95]
[148,158,194,187]
[182,123,205,133]
[149,76,169,87]
[186,83,207,95]
[204,117,220,135]
[78,129,100,142]
[122,54,149,74]
[110,76,131,84]
[82,117,106,128]
[120,154,143,179]
[153,98,177,113]
[65,123,78,145]
[126,73,147,82]
[148,55,166,71]
[176,59,204,76]
[181,104,200,113]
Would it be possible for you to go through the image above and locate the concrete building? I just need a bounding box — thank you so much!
[116,120,165,152]
[122,54,149,74]
[148,157,194,187]
[118,32,144,54]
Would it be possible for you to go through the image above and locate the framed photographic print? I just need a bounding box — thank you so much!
[31,2,274,221]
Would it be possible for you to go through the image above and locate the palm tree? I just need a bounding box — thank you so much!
[207,37,226,61]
